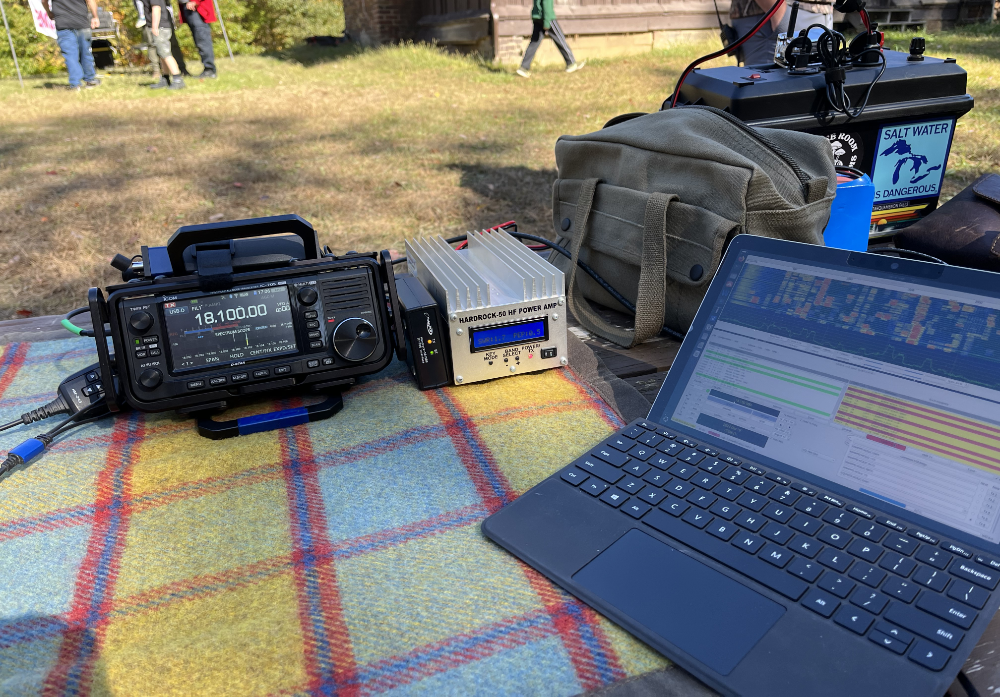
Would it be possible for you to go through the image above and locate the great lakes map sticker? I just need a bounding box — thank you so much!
[871,118,956,204]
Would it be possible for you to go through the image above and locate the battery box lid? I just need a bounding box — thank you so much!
[676,50,973,128]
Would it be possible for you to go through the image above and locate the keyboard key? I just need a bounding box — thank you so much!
[802,588,840,617]
[637,420,660,431]
[883,577,919,603]
[950,558,999,590]
[941,541,974,559]
[847,504,875,519]
[660,496,690,517]
[788,535,821,558]
[834,605,874,635]
[851,588,889,614]
[618,477,646,494]
[722,455,742,466]
[875,621,913,644]
[975,554,1000,572]
[909,528,941,546]
[642,470,671,488]
[822,509,858,530]
[649,454,674,469]
[699,446,719,457]
[869,630,908,654]
[818,548,852,573]
[655,427,676,439]
[794,498,827,517]
[607,436,635,452]
[578,457,625,484]
[947,580,989,610]
[679,450,706,465]
[688,491,717,509]
[735,511,766,533]
[762,502,794,523]
[732,531,765,554]
[916,546,951,570]
[637,432,664,447]
[622,501,651,519]
[909,640,949,671]
[581,480,608,496]
[639,488,666,506]
[659,442,684,457]
[848,563,886,588]
[879,553,917,578]
[681,508,713,529]
[816,527,850,549]
[916,592,977,630]
[791,482,818,496]
[818,571,855,598]
[885,603,963,650]
[736,492,768,511]
[627,445,656,461]
[788,516,822,536]
[714,482,743,501]
[561,469,588,486]
[622,426,645,439]
[707,520,739,541]
[593,447,630,467]
[820,493,846,508]
[691,473,720,490]
[665,481,694,498]
[678,437,699,448]
[668,462,698,480]
[760,522,793,545]
[877,516,906,532]
[758,544,793,568]
[884,534,918,556]
[745,477,773,495]
[847,538,883,563]
[701,459,728,474]
[709,500,740,520]
[722,466,750,484]
[623,462,651,477]
[599,489,629,508]
[770,488,800,505]
[854,521,888,543]
[765,472,791,486]
[641,509,807,601]
[787,557,823,582]
[912,566,948,593]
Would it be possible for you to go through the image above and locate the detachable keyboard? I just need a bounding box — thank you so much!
[559,418,1000,674]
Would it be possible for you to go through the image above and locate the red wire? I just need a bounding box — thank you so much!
[669,0,786,108]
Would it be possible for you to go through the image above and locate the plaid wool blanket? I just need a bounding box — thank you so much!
[0,338,669,696]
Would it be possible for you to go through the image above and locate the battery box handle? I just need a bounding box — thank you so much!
[166,214,321,278]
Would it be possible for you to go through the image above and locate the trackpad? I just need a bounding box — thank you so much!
[573,529,784,675]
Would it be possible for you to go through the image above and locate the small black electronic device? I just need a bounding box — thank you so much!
[89,215,405,425]
[394,273,450,391]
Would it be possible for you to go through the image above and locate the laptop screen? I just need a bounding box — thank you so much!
[649,247,1000,545]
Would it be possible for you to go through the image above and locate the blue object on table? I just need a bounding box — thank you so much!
[823,173,875,252]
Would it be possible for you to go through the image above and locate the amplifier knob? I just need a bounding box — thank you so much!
[138,368,162,389]
[332,318,377,362]
[297,287,319,305]
[129,311,154,333]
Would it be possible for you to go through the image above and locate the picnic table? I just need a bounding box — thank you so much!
[0,310,996,696]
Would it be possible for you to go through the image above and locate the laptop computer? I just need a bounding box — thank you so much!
[482,235,1000,696]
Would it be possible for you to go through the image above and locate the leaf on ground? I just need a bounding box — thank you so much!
[209,213,224,221]
[233,182,243,188]
[16,309,33,318]
[46,171,57,175]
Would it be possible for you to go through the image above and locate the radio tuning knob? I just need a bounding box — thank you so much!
[332,318,378,362]
[138,368,162,389]
[129,310,154,333]
[297,286,319,305]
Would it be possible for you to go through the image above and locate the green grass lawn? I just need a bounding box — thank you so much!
[0,25,997,318]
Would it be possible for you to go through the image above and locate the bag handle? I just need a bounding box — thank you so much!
[566,179,675,348]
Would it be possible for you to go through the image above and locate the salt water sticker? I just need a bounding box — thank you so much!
[870,118,956,204]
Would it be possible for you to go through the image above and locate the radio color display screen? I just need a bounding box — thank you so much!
[163,286,297,372]
[469,318,547,352]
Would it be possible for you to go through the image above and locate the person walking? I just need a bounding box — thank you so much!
[516,0,584,78]
[41,0,101,89]
[178,0,218,78]
[143,0,185,89]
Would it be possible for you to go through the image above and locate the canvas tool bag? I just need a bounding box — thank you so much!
[551,105,837,347]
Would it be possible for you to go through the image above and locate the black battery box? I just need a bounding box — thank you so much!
[675,49,973,237]
[395,273,450,390]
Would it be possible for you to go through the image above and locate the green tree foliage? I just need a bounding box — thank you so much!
[0,0,345,78]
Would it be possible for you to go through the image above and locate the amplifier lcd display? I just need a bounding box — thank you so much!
[404,228,567,386]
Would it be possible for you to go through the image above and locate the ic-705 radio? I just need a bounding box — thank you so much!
[89,215,405,427]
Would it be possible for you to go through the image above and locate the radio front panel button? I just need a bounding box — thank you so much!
[135,350,148,359]
[231,372,249,382]
[85,371,100,383]
[306,359,320,368]
[209,376,227,386]
[297,286,319,305]
[138,368,162,389]
[304,310,318,319]
[252,369,271,379]
[141,335,160,344]
[309,340,324,349]
[187,380,206,390]
[306,320,320,329]
[129,311,154,333]
[322,357,334,365]
[307,330,322,339]
[148,348,162,357]
[274,365,291,375]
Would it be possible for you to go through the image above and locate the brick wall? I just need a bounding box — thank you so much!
[344,0,423,45]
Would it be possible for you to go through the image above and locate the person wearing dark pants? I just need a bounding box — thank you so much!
[41,0,100,89]
[179,0,218,78]
[516,0,584,78]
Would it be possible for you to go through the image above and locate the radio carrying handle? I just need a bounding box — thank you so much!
[166,214,321,279]
[88,287,121,413]
[381,250,407,363]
